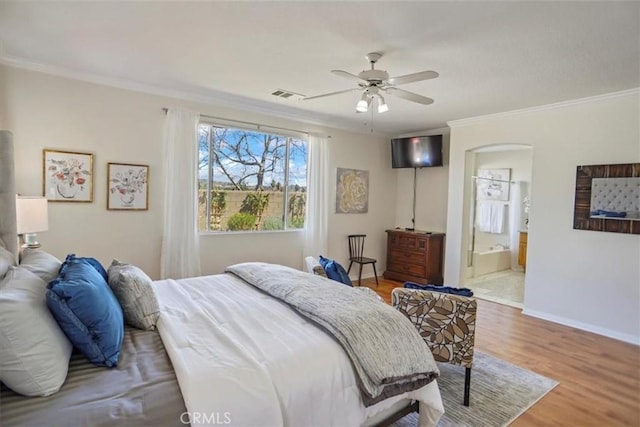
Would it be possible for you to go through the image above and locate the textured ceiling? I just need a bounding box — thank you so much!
[1,1,638,136]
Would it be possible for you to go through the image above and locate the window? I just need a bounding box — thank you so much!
[198,123,308,232]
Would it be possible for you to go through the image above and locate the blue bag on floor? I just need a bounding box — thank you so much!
[403,282,474,297]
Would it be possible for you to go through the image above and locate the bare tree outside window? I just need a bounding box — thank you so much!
[198,124,307,232]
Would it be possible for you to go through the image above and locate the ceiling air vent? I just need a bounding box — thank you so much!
[271,89,304,99]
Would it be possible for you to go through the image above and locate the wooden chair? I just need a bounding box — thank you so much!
[347,234,378,287]
[392,288,477,406]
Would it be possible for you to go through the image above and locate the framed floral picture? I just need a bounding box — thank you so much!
[107,163,149,210]
[43,149,94,202]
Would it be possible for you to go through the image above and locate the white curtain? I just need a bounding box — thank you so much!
[161,108,201,279]
[302,134,329,262]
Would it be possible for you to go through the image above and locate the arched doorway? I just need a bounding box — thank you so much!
[459,144,532,308]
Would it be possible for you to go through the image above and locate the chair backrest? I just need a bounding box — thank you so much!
[391,288,477,368]
[348,234,366,260]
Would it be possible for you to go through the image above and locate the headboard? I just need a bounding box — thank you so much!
[590,177,640,219]
[0,130,18,260]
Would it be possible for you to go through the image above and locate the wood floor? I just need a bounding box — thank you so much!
[361,277,640,427]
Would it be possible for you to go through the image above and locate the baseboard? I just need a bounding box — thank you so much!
[522,308,640,346]
[348,272,377,281]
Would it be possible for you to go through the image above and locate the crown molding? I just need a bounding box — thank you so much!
[0,54,387,137]
[396,126,450,138]
[447,87,640,128]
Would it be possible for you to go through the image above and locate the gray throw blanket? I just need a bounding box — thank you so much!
[225,262,439,406]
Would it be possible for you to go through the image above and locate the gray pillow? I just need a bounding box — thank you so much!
[0,245,15,279]
[0,267,72,396]
[107,260,160,331]
[19,249,61,283]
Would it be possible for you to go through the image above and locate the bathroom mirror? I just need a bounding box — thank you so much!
[573,163,640,234]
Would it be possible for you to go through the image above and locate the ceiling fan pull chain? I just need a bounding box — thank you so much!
[370,107,374,133]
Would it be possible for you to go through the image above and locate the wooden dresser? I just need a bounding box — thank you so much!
[384,229,445,285]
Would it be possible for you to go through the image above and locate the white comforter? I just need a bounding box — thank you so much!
[154,274,444,427]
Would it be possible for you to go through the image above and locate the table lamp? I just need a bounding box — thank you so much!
[16,196,49,248]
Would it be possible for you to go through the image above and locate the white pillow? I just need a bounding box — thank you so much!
[19,249,62,283]
[0,267,72,396]
[304,256,327,277]
[20,248,62,283]
[0,245,15,279]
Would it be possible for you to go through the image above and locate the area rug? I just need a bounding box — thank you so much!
[391,351,559,427]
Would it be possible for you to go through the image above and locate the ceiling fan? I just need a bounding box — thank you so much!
[303,52,438,113]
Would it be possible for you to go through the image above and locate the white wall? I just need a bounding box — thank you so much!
[445,90,640,344]
[394,131,450,233]
[1,65,396,279]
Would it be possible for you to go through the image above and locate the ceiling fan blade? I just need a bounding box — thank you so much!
[331,70,367,83]
[385,87,434,105]
[303,88,356,101]
[387,70,439,86]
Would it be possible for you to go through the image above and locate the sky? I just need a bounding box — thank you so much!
[198,125,308,188]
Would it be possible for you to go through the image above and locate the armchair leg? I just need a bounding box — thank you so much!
[464,367,471,406]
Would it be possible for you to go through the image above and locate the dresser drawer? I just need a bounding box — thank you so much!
[387,261,426,277]
[389,249,425,265]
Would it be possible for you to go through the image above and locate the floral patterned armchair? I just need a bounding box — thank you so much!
[391,288,477,406]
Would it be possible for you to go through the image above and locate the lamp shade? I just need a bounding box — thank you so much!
[16,196,49,234]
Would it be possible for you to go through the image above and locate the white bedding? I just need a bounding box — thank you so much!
[154,273,444,427]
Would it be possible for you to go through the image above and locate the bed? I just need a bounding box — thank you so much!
[0,130,444,426]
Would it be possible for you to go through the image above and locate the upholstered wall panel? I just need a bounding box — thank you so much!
[590,177,640,218]
[0,130,17,260]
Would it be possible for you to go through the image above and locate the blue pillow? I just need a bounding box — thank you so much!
[318,256,353,286]
[63,254,108,281]
[318,255,331,271]
[403,282,474,297]
[590,209,626,218]
[46,257,124,367]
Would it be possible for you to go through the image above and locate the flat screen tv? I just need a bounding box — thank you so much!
[391,135,443,168]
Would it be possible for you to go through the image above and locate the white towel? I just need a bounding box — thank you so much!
[476,202,506,233]
[489,203,505,233]
[476,202,492,232]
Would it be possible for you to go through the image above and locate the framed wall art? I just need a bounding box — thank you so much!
[43,149,94,202]
[477,168,511,201]
[336,167,369,214]
[573,163,639,234]
[107,163,149,211]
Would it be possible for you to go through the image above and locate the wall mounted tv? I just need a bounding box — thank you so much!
[391,135,443,168]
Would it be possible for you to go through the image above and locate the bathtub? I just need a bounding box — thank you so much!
[473,247,511,277]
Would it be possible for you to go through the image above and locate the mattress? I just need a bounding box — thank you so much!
[0,327,187,427]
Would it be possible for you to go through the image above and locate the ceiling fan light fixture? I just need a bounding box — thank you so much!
[377,95,389,113]
[356,94,369,112]
[306,53,438,115]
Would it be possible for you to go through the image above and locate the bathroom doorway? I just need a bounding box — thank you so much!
[461,144,532,308]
